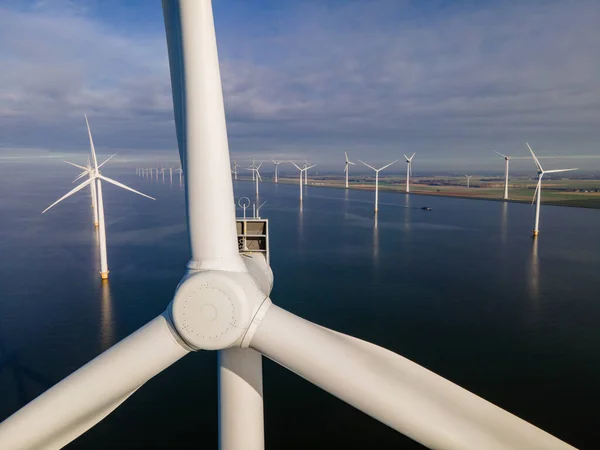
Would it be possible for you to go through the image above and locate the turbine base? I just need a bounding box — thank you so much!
[533,230,539,237]
[100,271,109,280]
[94,222,99,228]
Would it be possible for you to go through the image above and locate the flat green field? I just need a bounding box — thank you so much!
[272,175,600,209]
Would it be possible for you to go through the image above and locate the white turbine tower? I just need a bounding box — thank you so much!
[404,153,416,193]
[0,3,575,450]
[249,162,263,196]
[494,151,511,200]
[465,174,473,188]
[358,159,397,212]
[232,160,240,180]
[291,161,316,203]
[303,159,310,186]
[272,160,283,183]
[175,166,183,185]
[344,152,355,189]
[527,143,577,237]
[249,158,256,181]
[41,115,155,279]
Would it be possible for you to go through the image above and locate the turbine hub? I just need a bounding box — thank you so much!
[169,270,268,351]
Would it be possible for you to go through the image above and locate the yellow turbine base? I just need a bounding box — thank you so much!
[94,222,99,228]
[533,230,539,237]
[101,271,109,280]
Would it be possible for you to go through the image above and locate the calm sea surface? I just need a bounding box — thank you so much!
[1,161,599,449]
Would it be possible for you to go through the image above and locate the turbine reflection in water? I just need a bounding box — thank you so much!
[99,281,114,352]
[373,213,379,264]
[528,237,540,303]
[501,202,508,245]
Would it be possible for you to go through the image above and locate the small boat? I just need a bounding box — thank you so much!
[421,207,432,211]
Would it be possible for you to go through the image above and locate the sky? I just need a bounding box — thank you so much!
[0,0,599,172]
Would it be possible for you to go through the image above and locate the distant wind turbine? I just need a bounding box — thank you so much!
[465,174,473,188]
[175,166,183,186]
[494,151,511,200]
[272,160,283,183]
[358,159,397,212]
[249,158,257,181]
[527,143,577,237]
[291,162,316,203]
[303,159,311,186]
[232,160,240,180]
[42,115,155,279]
[344,152,355,189]
[404,153,416,193]
[247,162,263,196]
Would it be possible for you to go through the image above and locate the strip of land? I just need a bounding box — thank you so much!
[265,175,600,209]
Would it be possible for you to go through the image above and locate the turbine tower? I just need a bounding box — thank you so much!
[494,151,511,200]
[358,159,397,212]
[404,153,415,193]
[232,160,240,180]
[0,3,576,450]
[344,152,355,189]
[248,158,257,181]
[291,162,316,203]
[303,159,311,186]
[527,143,577,237]
[465,174,473,188]
[248,162,263,196]
[42,115,155,279]
[272,160,283,183]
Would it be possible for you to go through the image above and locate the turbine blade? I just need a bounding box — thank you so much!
[73,171,89,183]
[98,154,117,169]
[526,142,543,172]
[378,160,398,171]
[98,175,155,200]
[62,160,88,171]
[0,314,189,449]
[251,305,575,450]
[257,171,262,182]
[403,154,409,160]
[410,153,416,160]
[494,151,508,159]
[349,161,355,165]
[531,177,542,205]
[345,151,349,163]
[163,0,243,271]
[291,162,301,171]
[358,160,376,171]
[306,164,317,170]
[543,168,578,174]
[84,114,99,170]
[42,178,93,214]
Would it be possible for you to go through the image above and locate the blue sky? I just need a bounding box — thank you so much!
[0,0,599,171]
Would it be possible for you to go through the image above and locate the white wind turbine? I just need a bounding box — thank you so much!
[249,158,257,181]
[175,166,183,185]
[272,160,283,183]
[494,151,511,200]
[41,115,155,279]
[0,2,575,449]
[302,158,311,186]
[358,159,397,212]
[291,161,316,203]
[65,154,116,227]
[232,160,240,180]
[344,151,355,189]
[527,142,577,237]
[248,162,263,196]
[465,174,473,188]
[404,153,416,193]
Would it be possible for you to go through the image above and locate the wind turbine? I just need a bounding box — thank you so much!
[64,154,116,227]
[291,161,316,203]
[41,115,155,279]
[248,162,263,196]
[404,153,415,193]
[272,160,283,183]
[358,159,397,212]
[527,143,577,237]
[303,159,311,186]
[249,158,256,181]
[344,152,355,189]
[169,167,174,185]
[465,174,473,188]
[0,3,575,449]
[232,160,240,180]
[175,166,183,185]
[494,151,511,200]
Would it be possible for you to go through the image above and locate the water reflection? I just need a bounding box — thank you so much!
[373,213,379,263]
[500,202,508,244]
[100,280,114,351]
[528,237,540,302]
[298,204,304,248]
[404,194,411,232]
